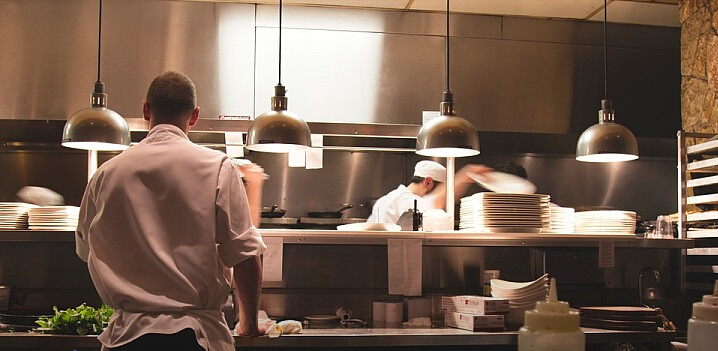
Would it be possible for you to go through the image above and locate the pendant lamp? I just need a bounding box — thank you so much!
[246,0,311,153]
[576,0,638,162]
[415,0,479,158]
[62,0,130,151]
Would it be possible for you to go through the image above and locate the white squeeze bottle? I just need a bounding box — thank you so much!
[518,278,585,351]
[687,280,718,351]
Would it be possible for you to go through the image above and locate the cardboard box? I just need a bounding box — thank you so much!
[442,295,509,315]
[444,312,505,332]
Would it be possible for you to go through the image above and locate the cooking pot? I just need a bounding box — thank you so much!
[307,204,353,218]
[261,205,286,218]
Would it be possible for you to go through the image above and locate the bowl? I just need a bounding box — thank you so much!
[489,274,548,293]
[491,283,548,299]
[501,290,548,304]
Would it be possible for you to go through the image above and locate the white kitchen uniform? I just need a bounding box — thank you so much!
[367,184,437,224]
[76,124,266,351]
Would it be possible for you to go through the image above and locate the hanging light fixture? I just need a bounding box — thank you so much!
[415,0,479,158]
[246,0,311,153]
[62,0,130,152]
[576,0,638,162]
[416,0,480,229]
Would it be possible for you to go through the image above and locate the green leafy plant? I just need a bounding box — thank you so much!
[35,303,113,335]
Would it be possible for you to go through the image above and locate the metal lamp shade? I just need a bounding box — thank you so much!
[246,109,311,153]
[62,106,130,151]
[416,115,480,157]
[576,121,638,162]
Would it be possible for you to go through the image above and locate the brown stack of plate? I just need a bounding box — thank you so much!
[579,306,659,331]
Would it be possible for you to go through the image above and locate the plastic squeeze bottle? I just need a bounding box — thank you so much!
[687,280,718,351]
[518,278,585,351]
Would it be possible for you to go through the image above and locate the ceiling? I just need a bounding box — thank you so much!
[200,0,681,27]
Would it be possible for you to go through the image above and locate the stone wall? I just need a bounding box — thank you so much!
[680,0,718,132]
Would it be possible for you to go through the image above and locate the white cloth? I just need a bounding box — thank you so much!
[76,124,266,351]
[367,185,437,224]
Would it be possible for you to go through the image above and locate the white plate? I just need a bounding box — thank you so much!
[467,173,537,194]
[336,222,401,231]
[491,274,548,291]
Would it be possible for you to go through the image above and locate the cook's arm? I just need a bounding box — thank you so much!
[236,163,266,228]
[432,164,492,209]
[234,255,263,337]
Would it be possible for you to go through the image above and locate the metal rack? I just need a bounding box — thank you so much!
[677,130,718,239]
[677,130,718,293]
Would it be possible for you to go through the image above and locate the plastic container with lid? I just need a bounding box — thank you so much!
[518,278,585,351]
[687,280,718,351]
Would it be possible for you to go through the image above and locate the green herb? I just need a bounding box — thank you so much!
[35,303,113,335]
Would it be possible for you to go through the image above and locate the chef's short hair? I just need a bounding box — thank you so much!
[494,161,528,179]
[146,71,197,123]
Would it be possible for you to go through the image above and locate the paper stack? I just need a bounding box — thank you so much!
[442,295,508,331]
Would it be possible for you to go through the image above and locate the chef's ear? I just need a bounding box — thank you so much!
[142,101,151,121]
[188,106,200,127]
[424,177,434,188]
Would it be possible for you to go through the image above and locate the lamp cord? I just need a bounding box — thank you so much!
[97,0,103,82]
[603,0,607,101]
[445,0,450,93]
[278,0,282,85]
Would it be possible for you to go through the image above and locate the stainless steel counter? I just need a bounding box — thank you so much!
[0,328,676,349]
[0,229,694,249]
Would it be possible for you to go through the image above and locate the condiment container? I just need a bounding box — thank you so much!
[518,278,584,351]
[687,280,718,351]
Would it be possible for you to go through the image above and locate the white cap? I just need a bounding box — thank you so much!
[523,278,581,332]
[692,280,718,322]
[414,160,446,183]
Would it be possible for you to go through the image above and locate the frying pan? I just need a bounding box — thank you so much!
[261,205,287,218]
[307,204,353,218]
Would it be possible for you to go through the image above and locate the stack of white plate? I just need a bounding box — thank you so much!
[0,202,37,230]
[459,193,550,232]
[546,206,575,233]
[491,274,549,326]
[28,206,80,231]
[574,210,636,235]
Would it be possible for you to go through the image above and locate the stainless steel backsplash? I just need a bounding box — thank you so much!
[0,0,680,137]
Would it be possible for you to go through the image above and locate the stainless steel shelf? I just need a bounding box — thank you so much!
[260,230,693,248]
[0,230,694,249]
[0,328,676,349]
[423,232,694,248]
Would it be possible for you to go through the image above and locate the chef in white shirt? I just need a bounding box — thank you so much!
[367,160,489,224]
[76,71,266,351]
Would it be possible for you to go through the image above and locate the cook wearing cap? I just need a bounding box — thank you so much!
[367,160,490,225]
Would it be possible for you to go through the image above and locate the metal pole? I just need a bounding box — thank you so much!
[446,156,455,229]
[677,130,686,239]
[88,150,98,182]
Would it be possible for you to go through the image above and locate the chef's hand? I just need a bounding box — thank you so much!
[455,164,492,184]
[235,319,269,337]
[237,163,267,187]
[235,162,266,227]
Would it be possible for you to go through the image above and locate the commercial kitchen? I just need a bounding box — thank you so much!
[0,0,716,350]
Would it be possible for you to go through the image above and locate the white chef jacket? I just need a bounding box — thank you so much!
[76,124,266,351]
[367,184,438,224]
